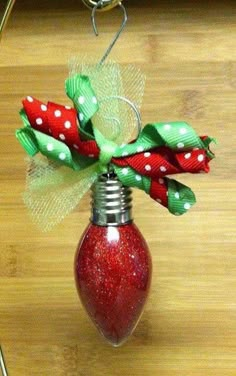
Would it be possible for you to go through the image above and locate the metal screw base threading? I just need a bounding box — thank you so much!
[91,173,133,226]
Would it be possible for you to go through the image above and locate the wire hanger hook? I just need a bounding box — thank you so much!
[100,95,142,138]
[0,346,8,376]
[91,0,128,65]
[0,0,16,41]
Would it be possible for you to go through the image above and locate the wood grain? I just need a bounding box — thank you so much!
[0,1,235,375]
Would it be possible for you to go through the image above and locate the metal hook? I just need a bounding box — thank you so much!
[102,95,142,179]
[91,1,128,65]
[100,95,142,138]
[83,0,122,12]
[0,0,16,41]
[0,347,8,376]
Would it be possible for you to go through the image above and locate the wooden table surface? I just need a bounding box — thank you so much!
[0,0,235,375]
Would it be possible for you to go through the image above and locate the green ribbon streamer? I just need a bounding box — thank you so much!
[66,74,98,139]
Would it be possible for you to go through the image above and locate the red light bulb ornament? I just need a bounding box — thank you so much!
[16,67,216,345]
[75,174,152,346]
[15,2,216,348]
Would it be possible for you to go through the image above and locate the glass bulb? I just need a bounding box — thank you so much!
[74,174,152,346]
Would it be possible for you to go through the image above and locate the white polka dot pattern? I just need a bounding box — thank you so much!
[47,143,54,152]
[41,104,47,112]
[64,121,71,129]
[54,110,62,118]
[160,166,167,172]
[78,96,85,105]
[145,165,151,171]
[179,127,187,135]
[185,153,191,159]
[198,154,204,162]
[79,113,84,122]
[184,203,191,210]
[59,152,66,161]
[137,146,144,153]
[36,118,43,125]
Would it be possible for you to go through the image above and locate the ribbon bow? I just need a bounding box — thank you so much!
[16,73,215,230]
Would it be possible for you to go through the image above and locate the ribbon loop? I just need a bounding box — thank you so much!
[93,126,117,169]
[99,142,117,167]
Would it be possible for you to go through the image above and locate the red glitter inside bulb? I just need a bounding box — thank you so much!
[74,223,152,346]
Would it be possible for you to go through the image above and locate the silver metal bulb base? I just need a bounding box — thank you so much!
[91,173,133,226]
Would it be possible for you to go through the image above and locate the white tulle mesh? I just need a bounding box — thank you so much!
[24,157,98,231]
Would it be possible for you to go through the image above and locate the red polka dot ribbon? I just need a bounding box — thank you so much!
[16,74,216,227]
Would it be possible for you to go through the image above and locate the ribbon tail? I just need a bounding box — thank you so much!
[23,157,99,231]
[167,178,196,215]
[150,176,196,215]
[114,164,196,216]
